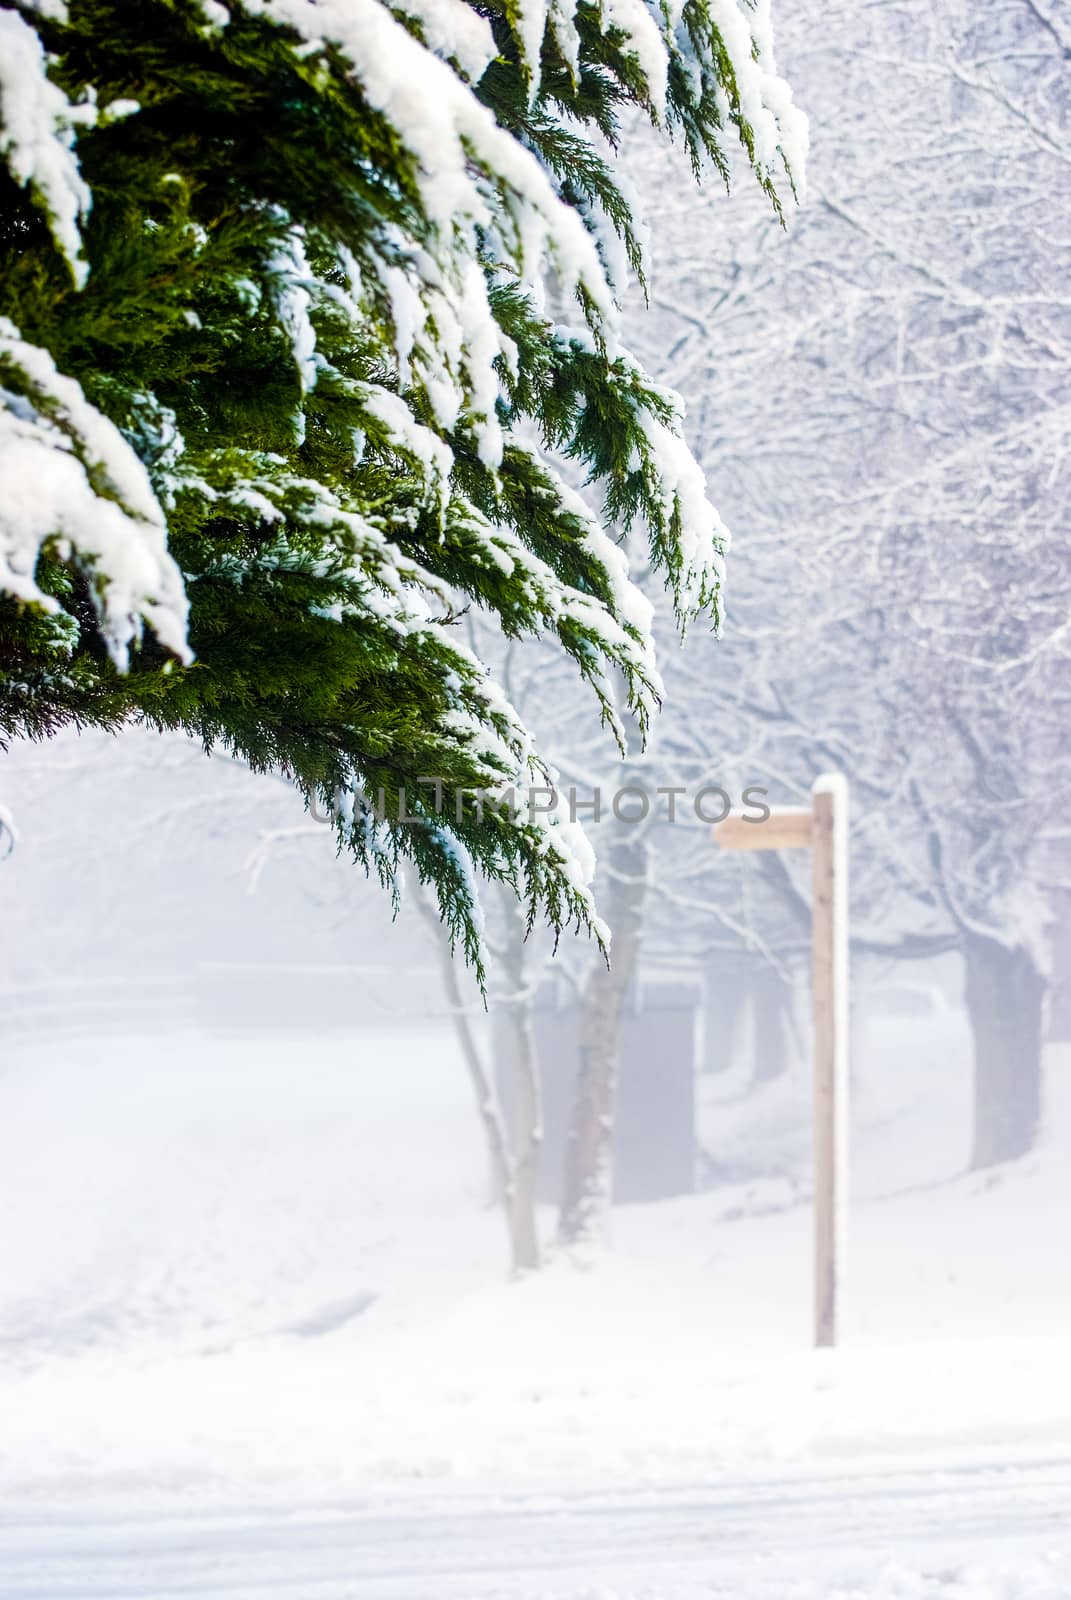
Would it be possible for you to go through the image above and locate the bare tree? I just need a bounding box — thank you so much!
[430,0,1071,1215]
[417,879,550,1273]
[619,0,1071,1168]
[558,803,651,1245]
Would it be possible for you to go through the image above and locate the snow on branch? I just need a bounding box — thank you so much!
[0,8,94,286]
[0,321,191,668]
[0,0,805,961]
[239,0,615,320]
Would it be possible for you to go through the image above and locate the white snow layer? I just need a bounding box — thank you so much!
[0,9,94,286]
[0,322,191,667]
[1,1019,1071,1600]
[17,0,71,17]
[400,0,497,83]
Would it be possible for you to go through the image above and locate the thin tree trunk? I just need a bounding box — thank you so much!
[499,901,542,1272]
[417,890,521,1267]
[964,931,1045,1170]
[558,831,647,1245]
[501,1009,541,1271]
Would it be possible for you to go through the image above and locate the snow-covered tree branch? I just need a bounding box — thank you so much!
[0,0,804,974]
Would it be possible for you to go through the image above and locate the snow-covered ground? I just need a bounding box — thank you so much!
[3,1459,1071,1599]
[1,1020,1069,1596]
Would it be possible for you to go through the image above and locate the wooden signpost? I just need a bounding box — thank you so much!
[714,774,849,1349]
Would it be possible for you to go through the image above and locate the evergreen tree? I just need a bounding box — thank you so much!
[0,0,804,969]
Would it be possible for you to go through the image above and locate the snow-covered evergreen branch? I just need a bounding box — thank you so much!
[0,0,803,967]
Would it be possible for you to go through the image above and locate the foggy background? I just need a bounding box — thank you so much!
[2,0,1070,1582]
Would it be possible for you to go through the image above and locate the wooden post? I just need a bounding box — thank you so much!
[713,774,849,1348]
[810,774,848,1348]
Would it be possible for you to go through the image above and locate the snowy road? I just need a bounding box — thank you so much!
[3,1458,1070,1600]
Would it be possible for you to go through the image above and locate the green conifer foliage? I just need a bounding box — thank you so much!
[0,0,804,969]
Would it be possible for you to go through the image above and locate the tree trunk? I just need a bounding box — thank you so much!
[964,931,1045,1170]
[558,831,647,1245]
[500,1005,542,1272]
[417,887,525,1270]
[499,902,543,1273]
